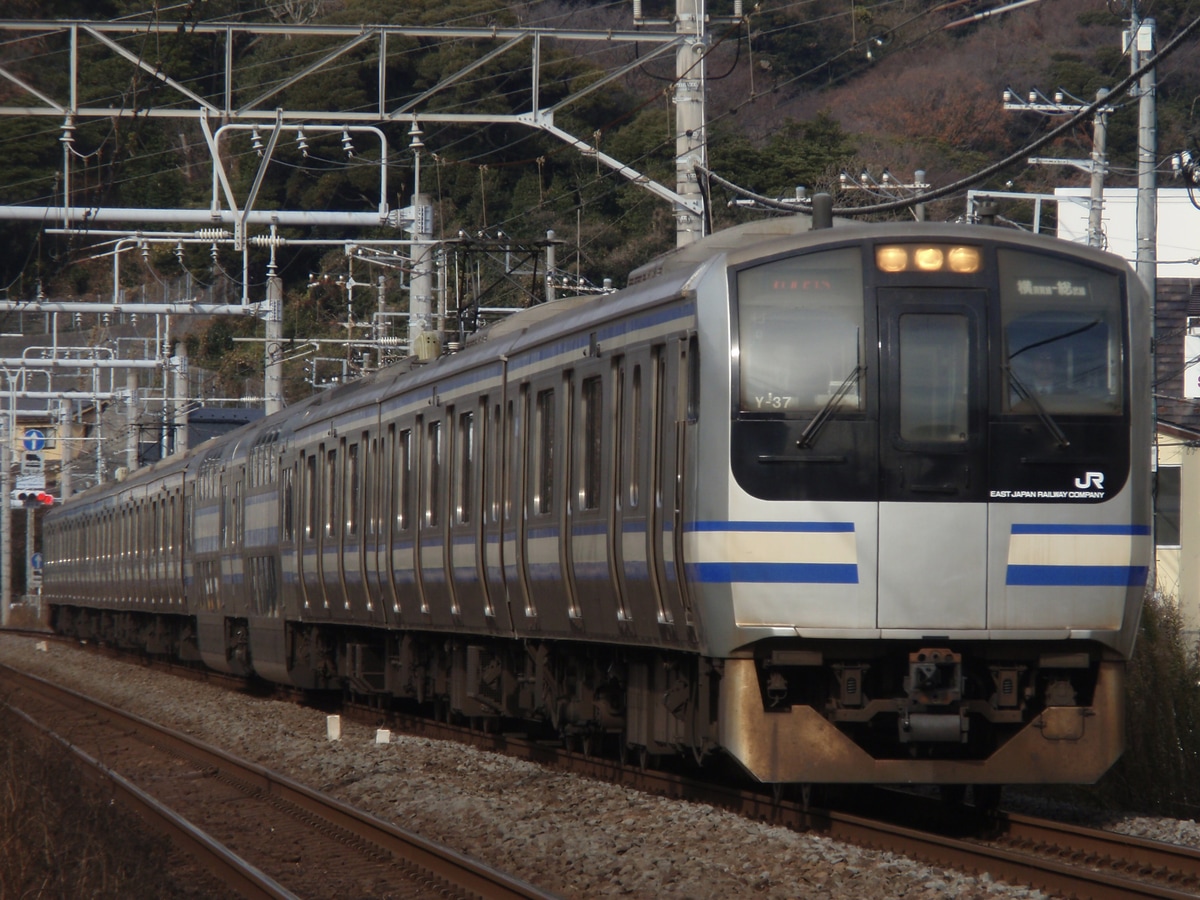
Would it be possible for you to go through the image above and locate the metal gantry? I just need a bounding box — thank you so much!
[0,15,719,246]
[0,6,744,621]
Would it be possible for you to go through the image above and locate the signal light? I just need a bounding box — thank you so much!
[12,491,55,508]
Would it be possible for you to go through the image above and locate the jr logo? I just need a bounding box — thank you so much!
[1074,471,1105,490]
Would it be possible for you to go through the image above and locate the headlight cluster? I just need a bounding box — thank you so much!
[875,245,982,274]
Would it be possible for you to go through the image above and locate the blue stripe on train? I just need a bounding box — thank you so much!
[1010,523,1151,536]
[692,562,859,584]
[1006,565,1149,586]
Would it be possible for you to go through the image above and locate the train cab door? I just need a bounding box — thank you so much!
[875,288,989,630]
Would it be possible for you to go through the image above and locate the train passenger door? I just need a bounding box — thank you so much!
[299,450,329,615]
[648,341,694,637]
[606,356,633,630]
[322,443,347,614]
[448,403,490,629]
[875,289,989,630]
[505,388,538,629]
[417,413,455,625]
[362,433,390,626]
[483,399,510,631]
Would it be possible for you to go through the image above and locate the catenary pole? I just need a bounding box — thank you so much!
[1088,88,1110,249]
[674,0,707,246]
[1132,12,1157,297]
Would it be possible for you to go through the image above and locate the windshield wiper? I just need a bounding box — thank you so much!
[797,365,863,449]
[1004,364,1070,449]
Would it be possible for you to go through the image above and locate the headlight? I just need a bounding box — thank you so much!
[875,244,983,274]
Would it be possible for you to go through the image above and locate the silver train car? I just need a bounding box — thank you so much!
[44,216,1152,789]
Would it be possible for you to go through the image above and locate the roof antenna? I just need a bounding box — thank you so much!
[812,193,834,230]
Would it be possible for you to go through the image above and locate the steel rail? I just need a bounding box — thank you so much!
[16,638,1195,900]
[0,663,561,900]
[374,707,1200,900]
[6,703,299,900]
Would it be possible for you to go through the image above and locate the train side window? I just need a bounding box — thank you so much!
[506,395,520,521]
[325,448,338,537]
[220,484,229,546]
[652,346,666,511]
[630,365,641,509]
[613,359,625,512]
[581,375,602,510]
[456,410,474,525]
[397,428,412,531]
[365,436,377,537]
[426,420,442,527]
[735,246,864,415]
[384,424,395,535]
[234,479,244,544]
[281,464,295,542]
[346,442,360,537]
[184,493,193,552]
[303,455,317,540]
[534,388,555,516]
[490,401,502,524]
[250,556,279,617]
[686,334,700,423]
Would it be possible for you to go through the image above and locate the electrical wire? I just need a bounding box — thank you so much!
[699,8,1200,218]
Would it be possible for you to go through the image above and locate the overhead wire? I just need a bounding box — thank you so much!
[698,8,1200,218]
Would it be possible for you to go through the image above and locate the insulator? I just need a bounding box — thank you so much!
[194,229,230,241]
[248,234,288,248]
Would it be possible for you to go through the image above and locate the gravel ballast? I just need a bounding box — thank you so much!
[5,633,1185,899]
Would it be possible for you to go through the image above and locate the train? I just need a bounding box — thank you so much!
[42,213,1153,795]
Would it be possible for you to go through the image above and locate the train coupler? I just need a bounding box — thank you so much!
[899,709,970,743]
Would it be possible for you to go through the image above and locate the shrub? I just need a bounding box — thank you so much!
[1099,594,1200,818]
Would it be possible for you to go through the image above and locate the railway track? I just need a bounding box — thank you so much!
[6,636,1200,899]
[0,662,560,900]
[357,700,1200,899]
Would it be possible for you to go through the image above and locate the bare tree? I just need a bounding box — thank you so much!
[270,0,341,25]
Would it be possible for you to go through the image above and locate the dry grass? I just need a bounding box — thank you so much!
[0,721,216,899]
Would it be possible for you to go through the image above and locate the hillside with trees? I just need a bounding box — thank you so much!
[1,0,1198,399]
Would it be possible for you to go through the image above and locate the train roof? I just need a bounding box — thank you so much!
[51,214,1143,518]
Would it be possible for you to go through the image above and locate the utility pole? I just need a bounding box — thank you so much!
[1088,88,1110,249]
[674,0,706,246]
[126,371,138,473]
[1003,88,1112,248]
[406,123,437,360]
[1129,10,1157,298]
[264,272,284,416]
[264,223,284,416]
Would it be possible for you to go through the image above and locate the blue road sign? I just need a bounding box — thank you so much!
[23,429,45,452]
[31,552,43,571]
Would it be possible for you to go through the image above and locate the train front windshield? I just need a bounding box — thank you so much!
[998,249,1124,417]
[736,247,865,416]
[730,238,1130,503]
